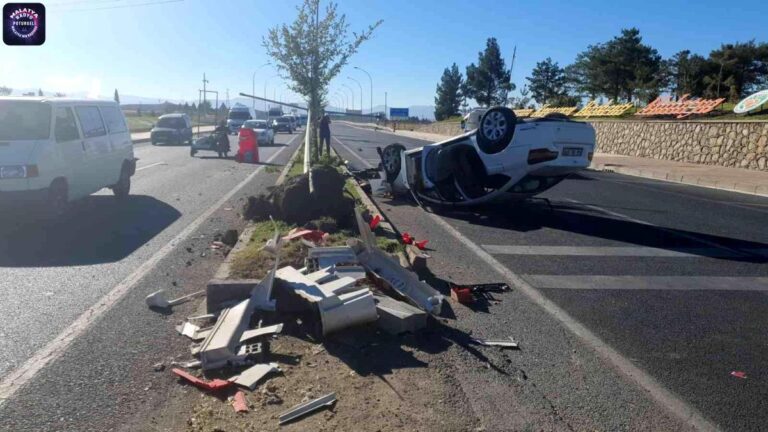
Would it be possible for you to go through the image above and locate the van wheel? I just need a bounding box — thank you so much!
[47,180,69,218]
[112,168,131,200]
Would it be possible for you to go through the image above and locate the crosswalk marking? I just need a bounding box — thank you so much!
[482,245,768,259]
[523,275,768,291]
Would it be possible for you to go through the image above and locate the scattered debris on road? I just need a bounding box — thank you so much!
[145,289,205,309]
[232,391,249,413]
[731,371,748,379]
[472,337,520,349]
[279,392,337,425]
[172,368,233,392]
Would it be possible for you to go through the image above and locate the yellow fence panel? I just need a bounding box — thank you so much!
[573,100,634,117]
[530,105,579,118]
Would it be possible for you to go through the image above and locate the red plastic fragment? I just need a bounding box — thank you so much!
[450,284,474,304]
[414,239,429,250]
[401,232,414,245]
[730,371,747,379]
[232,391,249,413]
[369,215,381,230]
[172,368,233,392]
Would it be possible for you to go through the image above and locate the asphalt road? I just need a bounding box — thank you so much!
[331,121,768,432]
[0,130,302,431]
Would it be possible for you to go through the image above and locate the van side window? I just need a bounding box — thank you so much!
[54,107,80,142]
[75,106,107,138]
[100,106,128,134]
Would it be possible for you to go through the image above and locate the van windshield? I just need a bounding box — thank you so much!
[228,111,251,120]
[0,101,52,140]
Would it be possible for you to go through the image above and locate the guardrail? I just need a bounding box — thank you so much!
[303,110,311,174]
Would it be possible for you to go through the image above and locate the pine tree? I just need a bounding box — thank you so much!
[434,63,464,121]
[464,38,513,106]
[526,58,566,105]
[114,89,120,104]
[37,88,43,96]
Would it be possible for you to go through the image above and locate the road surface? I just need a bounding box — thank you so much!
[0,131,302,431]
[331,121,768,432]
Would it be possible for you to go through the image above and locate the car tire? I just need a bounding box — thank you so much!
[190,148,197,157]
[380,143,406,183]
[47,180,69,218]
[476,106,516,154]
[151,140,157,146]
[112,167,131,200]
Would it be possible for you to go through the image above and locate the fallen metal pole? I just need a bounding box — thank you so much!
[279,392,337,425]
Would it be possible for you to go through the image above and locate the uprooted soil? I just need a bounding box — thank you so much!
[182,323,479,432]
[242,165,355,228]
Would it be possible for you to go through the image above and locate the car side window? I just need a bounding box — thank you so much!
[54,107,80,143]
[99,106,128,134]
[75,106,107,138]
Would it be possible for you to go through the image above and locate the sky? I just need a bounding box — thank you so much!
[1,0,767,111]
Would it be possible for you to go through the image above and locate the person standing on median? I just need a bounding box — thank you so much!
[319,114,331,156]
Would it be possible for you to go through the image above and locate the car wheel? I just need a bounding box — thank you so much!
[151,140,157,146]
[476,106,516,154]
[112,167,131,200]
[47,180,69,218]
[379,143,405,183]
[190,148,196,157]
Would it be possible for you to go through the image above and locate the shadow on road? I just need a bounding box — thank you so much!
[0,195,181,267]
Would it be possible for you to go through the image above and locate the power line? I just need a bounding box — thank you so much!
[53,0,183,12]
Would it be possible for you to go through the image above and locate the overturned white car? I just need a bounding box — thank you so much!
[377,106,596,206]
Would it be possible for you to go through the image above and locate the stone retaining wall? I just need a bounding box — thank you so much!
[411,120,768,172]
[591,121,768,171]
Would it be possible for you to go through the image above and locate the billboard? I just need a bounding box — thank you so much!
[389,107,409,120]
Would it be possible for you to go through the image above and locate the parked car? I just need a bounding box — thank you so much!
[377,106,595,206]
[272,116,294,134]
[242,119,275,146]
[0,97,136,216]
[150,113,193,145]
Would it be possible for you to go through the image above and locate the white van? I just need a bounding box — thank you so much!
[0,97,136,216]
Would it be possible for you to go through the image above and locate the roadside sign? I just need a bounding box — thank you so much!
[734,90,768,114]
[390,107,409,120]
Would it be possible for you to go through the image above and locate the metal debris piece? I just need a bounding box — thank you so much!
[374,294,427,334]
[307,246,359,270]
[279,392,337,425]
[240,324,284,343]
[171,360,202,369]
[232,391,249,413]
[172,368,232,391]
[234,362,280,390]
[198,299,254,370]
[175,322,212,341]
[145,289,205,309]
[472,336,519,349]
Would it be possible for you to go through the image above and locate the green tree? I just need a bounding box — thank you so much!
[526,57,566,105]
[702,41,768,101]
[464,37,514,106]
[667,50,710,99]
[508,85,533,109]
[0,86,11,96]
[37,88,43,96]
[114,89,120,104]
[434,63,464,121]
[263,0,381,155]
[566,28,662,102]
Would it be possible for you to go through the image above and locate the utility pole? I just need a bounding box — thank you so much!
[384,91,388,120]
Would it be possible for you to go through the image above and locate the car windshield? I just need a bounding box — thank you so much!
[156,117,185,128]
[228,111,250,120]
[0,101,51,140]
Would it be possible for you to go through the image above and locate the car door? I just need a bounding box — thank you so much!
[53,106,88,199]
[74,105,112,193]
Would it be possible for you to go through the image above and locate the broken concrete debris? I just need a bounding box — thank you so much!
[234,362,281,390]
[374,294,427,335]
[279,392,337,425]
[240,324,283,343]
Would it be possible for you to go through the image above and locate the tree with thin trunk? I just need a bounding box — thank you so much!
[263,0,381,158]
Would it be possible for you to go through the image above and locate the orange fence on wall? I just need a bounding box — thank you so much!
[635,95,726,119]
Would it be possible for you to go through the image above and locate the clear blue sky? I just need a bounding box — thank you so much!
[1,0,766,109]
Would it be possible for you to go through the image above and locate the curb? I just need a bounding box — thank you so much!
[589,163,768,198]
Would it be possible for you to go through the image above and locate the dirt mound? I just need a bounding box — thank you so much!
[242,165,354,227]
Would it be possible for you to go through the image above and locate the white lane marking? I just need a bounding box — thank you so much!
[563,198,748,258]
[330,133,720,432]
[423,212,719,432]
[332,136,378,168]
[524,275,768,291]
[0,136,298,405]
[482,245,768,258]
[136,162,167,172]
